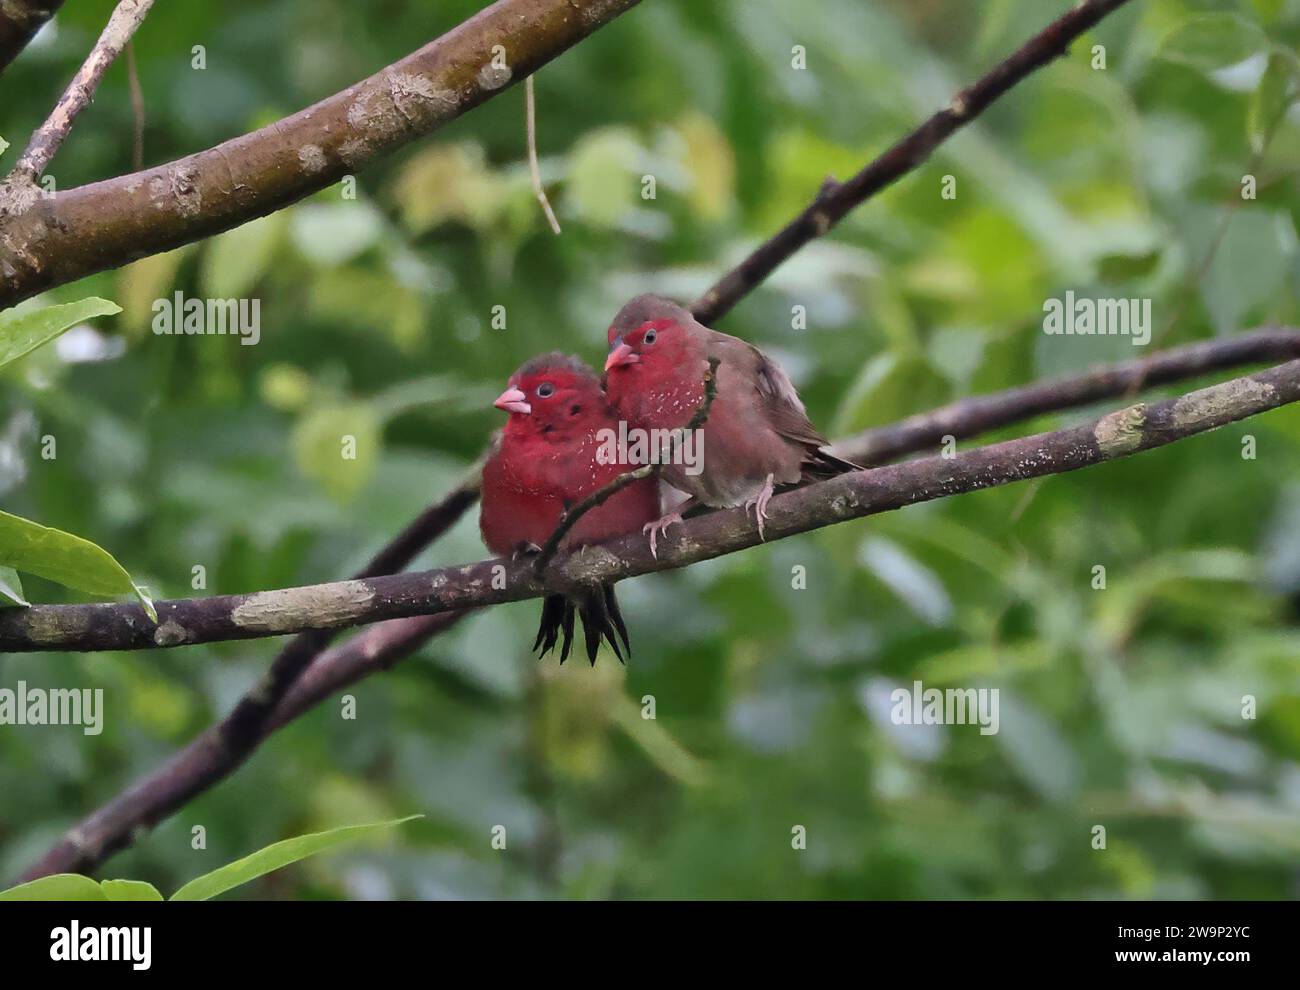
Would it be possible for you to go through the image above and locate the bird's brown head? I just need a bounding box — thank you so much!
[494,353,603,441]
[604,294,694,379]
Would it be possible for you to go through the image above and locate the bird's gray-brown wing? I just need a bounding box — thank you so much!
[703,329,859,479]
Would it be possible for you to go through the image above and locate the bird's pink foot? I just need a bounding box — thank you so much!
[744,474,776,541]
[643,512,683,559]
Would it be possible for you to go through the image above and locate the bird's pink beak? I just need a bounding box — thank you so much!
[604,342,639,372]
[493,387,531,415]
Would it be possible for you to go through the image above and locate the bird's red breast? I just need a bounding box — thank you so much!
[480,353,660,556]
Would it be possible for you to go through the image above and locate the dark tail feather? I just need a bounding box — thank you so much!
[579,586,623,666]
[535,593,579,663]
[559,599,577,664]
[604,585,631,659]
[580,602,603,666]
[804,446,863,479]
[533,594,566,657]
[533,585,630,666]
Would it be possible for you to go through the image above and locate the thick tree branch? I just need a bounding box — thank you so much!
[5,360,1296,654]
[0,0,63,76]
[10,0,156,182]
[690,0,1135,324]
[0,0,642,306]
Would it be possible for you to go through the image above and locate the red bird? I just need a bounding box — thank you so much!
[603,294,858,554]
[480,353,660,664]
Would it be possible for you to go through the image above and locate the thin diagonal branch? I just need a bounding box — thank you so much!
[525,74,561,235]
[690,0,1136,324]
[0,0,63,77]
[11,0,156,182]
[836,327,1300,466]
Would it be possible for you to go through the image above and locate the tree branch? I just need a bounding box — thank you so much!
[0,0,642,307]
[5,359,1296,654]
[690,0,1135,324]
[836,327,1300,466]
[10,0,156,183]
[0,0,63,77]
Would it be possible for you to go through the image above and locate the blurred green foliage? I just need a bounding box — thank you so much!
[1,0,1300,900]
[0,815,418,900]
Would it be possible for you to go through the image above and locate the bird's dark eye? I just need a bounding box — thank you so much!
[643,329,658,345]
[536,383,555,398]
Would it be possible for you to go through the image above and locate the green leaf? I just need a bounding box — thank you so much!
[1095,550,1259,645]
[260,363,315,412]
[368,374,498,421]
[0,297,122,370]
[1249,50,1300,153]
[117,246,195,335]
[831,351,949,436]
[995,694,1080,803]
[918,642,1051,685]
[0,509,156,620]
[391,142,506,233]
[0,565,28,607]
[0,874,108,901]
[1196,206,1297,334]
[100,879,165,901]
[568,127,642,227]
[1157,14,1268,73]
[292,402,381,502]
[201,213,285,298]
[289,203,384,267]
[676,112,735,222]
[170,815,421,901]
